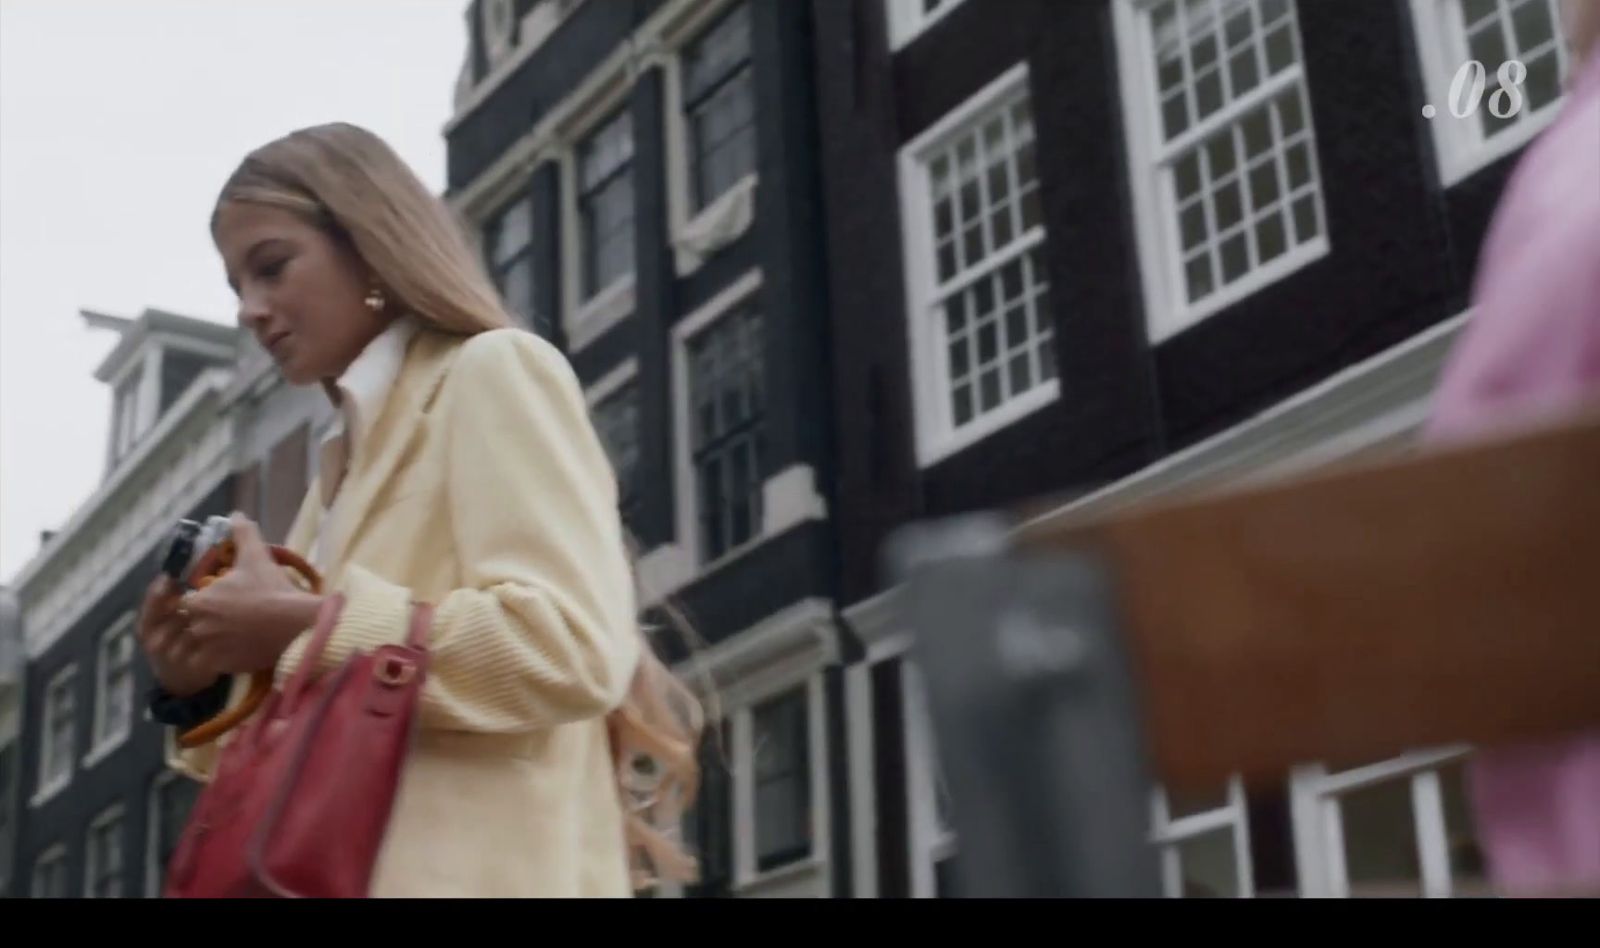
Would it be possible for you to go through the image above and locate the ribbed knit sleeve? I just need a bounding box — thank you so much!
[280,329,642,732]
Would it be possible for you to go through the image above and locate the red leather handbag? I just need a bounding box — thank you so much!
[162,594,434,898]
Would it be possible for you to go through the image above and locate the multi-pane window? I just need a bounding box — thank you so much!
[86,808,125,898]
[32,846,68,898]
[1411,0,1570,184]
[752,689,811,871]
[888,0,970,47]
[39,665,76,792]
[579,110,636,300]
[1457,0,1569,141]
[150,773,200,896]
[485,194,545,336]
[1145,0,1325,312]
[95,618,135,748]
[111,371,143,462]
[688,304,766,562]
[591,380,641,527]
[904,75,1056,460]
[683,2,756,213]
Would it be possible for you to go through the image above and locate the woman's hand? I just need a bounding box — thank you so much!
[137,574,222,697]
[180,513,323,675]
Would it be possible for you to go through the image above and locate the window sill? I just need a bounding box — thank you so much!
[82,729,131,770]
[736,854,824,894]
[645,465,828,605]
[917,379,1061,469]
[1147,237,1331,344]
[674,174,758,277]
[1438,101,1562,189]
[566,275,636,353]
[30,774,70,809]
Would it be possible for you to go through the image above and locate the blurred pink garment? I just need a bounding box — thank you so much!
[1423,47,1600,897]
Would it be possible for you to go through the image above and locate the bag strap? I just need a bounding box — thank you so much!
[279,593,347,714]
[405,601,436,651]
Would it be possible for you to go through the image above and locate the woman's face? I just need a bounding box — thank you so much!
[214,201,388,386]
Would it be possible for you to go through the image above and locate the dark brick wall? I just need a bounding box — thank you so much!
[813,0,1524,604]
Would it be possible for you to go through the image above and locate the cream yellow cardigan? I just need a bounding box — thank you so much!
[169,326,641,897]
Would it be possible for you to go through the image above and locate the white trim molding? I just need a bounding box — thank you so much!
[670,597,838,898]
[887,0,970,50]
[32,663,77,808]
[557,73,640,353]
[84,612,136,768]
[1408,0,1570,187]
[31,843,68,898]
[18,369,235,660]
[668,268,824,585]
[1113,0,1331,343]
[1290,746,1475,898]
[84,803,126,898]
[896,62,1062,468]
[902,662,957,898]
[1148,776,1256,898]
[661,0,760,277]
[448,0,592,130]
[584,356,640,409]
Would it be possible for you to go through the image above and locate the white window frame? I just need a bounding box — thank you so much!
[887,0,970,50]
[32,844,68,898]
[84,804,126,898]
[663,0,760,278]
[735,678,827,887]
[584,357,642,508]
[659,601,836,898]
[87,612,136,764]
[559,80,639,353]
[1113,0,1332,343]
[902,663,958,898]
[1289,745,1474,898]
[584,357,641,411]
[34,663,77,805]
[897,63,1061,468]
[146,770,199,897]
[672,269,769,570]
[1148,776,1256,898]
[1409,0,1570,187]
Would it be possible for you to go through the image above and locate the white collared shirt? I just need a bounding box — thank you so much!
[310,314,420,568]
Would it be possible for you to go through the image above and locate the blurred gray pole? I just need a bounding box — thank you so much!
[885,515,1162,898]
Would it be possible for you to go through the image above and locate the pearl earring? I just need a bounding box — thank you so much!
[363,286,386,313]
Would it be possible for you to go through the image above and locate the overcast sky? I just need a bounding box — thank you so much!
[0,0,468,583]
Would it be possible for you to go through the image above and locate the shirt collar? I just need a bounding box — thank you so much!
[328,313,420,452]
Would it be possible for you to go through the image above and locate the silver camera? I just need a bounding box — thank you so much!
[159,515,233,589]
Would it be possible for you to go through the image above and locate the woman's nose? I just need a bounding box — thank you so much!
[237,294,271,331]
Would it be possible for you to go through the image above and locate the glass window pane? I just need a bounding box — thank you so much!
[1187,252,1215,302]
[1257,210,1287,263]
[1292,194,1319,242]
[1213,179,1243,232]
[1175,829,1239,898]
[1339,780,1423,898]
[1221,232,1249,281]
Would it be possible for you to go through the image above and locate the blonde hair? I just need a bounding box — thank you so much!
[214,122,707,889]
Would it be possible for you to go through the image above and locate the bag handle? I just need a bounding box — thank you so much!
[279,596,433,714]
[404,601,435,652]
[278,593,348,715]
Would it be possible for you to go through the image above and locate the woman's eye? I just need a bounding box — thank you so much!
[259,258,288,280]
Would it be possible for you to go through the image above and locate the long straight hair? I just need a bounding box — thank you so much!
[213,122,705,888]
